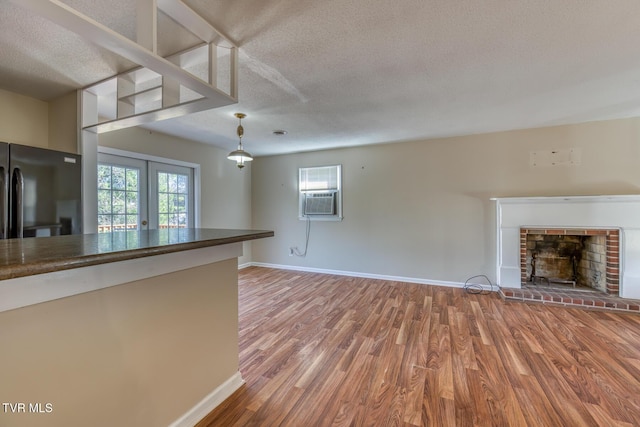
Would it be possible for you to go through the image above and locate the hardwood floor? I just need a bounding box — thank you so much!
[197,267,640,426]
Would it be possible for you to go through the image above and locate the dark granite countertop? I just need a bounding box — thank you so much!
[0,228,274,280]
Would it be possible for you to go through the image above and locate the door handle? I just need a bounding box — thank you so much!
[12,167,24,239]
[0,167,6,239]
[141,220,148,226]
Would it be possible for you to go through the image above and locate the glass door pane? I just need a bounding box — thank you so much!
[148,162,194,230]
[97,153,148,233]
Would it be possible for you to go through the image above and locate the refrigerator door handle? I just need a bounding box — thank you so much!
[0,166,6,239]
[13,167,24,239]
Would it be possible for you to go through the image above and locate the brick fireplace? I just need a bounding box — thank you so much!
[519,228,620,295]
[494,195,640,300]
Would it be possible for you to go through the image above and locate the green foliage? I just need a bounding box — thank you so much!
[157,172,189,228]
[97,164,141,232]
[98,166,190,231]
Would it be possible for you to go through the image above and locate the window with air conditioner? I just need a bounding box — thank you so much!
[298,165,342,220]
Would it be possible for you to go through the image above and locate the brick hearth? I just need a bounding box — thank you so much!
[499,284,640,313]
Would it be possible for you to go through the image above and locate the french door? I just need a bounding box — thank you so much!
[98,153,194,232]
[148,162,194,230]
[98,153,147,232]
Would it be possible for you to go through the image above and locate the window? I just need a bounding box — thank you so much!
[298,165,342,220]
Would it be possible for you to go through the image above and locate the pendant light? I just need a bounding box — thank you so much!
[227,113,253,169]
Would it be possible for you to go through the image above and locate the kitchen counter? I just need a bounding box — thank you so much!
[0,228,273,427]
[0,228,274,280]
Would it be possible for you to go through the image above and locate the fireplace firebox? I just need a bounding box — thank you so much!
[520,228,619,295]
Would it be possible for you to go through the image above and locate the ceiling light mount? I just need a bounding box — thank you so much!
[227,112,253,169]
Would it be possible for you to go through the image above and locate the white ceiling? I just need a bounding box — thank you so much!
[1,0,640,157]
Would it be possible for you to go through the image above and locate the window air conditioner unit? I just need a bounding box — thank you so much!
[304,192,336,215]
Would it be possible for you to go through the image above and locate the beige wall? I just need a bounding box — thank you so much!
[251,117,640,284]
[99,127,253,264]
[0,89,49,147]
[0,258,239,427]
[0,89,78,153]
[48,91,78,154]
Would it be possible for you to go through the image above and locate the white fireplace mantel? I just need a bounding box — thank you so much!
[493,195,640,299]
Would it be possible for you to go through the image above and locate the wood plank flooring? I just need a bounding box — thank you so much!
[197,267,640,426]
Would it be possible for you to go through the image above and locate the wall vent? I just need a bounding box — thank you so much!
[304,192,336,215]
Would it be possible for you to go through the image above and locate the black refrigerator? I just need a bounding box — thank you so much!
[0,142,82,239]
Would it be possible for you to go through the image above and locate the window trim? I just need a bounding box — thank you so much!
[298,164,343,221]
[98,146,201,228]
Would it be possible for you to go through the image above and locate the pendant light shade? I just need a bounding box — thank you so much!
[227,113,253,169]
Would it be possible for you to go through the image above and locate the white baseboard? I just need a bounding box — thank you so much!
[238,262,252,270]
[248,262,497,292]
[168,371,245,427]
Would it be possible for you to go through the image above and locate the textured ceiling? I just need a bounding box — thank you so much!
[1,0,640,156]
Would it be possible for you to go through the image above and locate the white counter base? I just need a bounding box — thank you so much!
[0,242,242,313]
